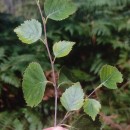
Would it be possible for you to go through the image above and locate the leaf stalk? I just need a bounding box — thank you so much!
[87,83,103,98]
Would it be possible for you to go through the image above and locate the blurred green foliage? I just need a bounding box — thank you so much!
[0,0,130,129]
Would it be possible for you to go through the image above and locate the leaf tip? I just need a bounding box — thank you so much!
[14,19,42,44]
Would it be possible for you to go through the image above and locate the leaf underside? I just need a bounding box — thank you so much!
[22,62,47,107]
[44,0,77,21]
[100,65,123,89]
[14,19,42,44]
[60,82,84,111]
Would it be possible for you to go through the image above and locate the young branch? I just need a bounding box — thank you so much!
[36,1,58,127]
[87,84,103,98]
[59,83,102,125]
[58,111,75,126]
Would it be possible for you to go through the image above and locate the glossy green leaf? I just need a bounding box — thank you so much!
[44,0,77,21]
[14,19,42,44]
[100,65,123,89]
[22,62,47,107]
[83,99,101,121]
[53,41,75,58]
[60,82,84,111]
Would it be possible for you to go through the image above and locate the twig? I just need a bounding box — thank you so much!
[36,1,58,127]
[52,57,56,64]
[121,80,130,89]
[58,111,75,126]
[87,84,102,98]
[36,0,46,24]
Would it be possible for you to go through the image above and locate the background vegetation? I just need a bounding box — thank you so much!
[0,0,130,129]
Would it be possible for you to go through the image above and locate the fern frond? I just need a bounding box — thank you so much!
[0,109,43,130]
[0,73,20,87]
[23,109,43,130]
[90,55,106,74]
[0,48,5,60]
[85,0,127,8]
[0,111,17,130]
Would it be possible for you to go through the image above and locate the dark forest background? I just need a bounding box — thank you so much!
[0,0,130,130]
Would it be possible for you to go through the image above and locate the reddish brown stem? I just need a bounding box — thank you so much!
[36,1,58,127]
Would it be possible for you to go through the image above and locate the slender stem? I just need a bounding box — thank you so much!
[60,83,102,125]
[87,84,102,98]
[52,57,56,64]
[121,80,130,89]
[36,1,58,127]
[43,21,58,127]
[58,112,70,125]
[45,81,54,85]
[36,0,45,24]
[58,111,75,126]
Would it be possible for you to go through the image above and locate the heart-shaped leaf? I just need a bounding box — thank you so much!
[100,65,123,89]
[83,99,101,121]
[44,0,77,21]
[53,41,75,58]
[14,19,42,44]
[60,82,84,111]
[22,62,47,107]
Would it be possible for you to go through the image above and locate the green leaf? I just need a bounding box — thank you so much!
[100,65,123,89]
[60,82,84,111]
[53,41,75,58]
[44,0,77,21]
[83,99,101,121]
[22,62,47,107]
[14,19,42,44]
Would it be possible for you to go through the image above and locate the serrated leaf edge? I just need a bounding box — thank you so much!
[83,99,101,121]
[100,65,123,88]
[22,62,47,107]
[45,0,77,21]
[14,19,42,44]
[53,40,75,58]
[60,82,84,111]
